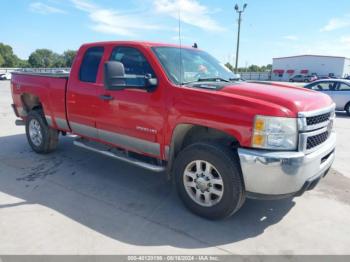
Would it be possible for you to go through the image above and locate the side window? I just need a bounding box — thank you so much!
[110,47,155,77]
[337,83,350,91]
[310,82,335,91]
[79,46,104,83]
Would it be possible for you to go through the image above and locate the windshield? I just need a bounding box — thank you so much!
[152,47,237,85]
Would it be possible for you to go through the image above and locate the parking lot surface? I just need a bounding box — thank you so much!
[1,80,350,255]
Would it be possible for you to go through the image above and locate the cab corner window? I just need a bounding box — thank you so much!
[79,46,104,83]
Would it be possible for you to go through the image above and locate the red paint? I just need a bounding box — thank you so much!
[11,41,334,160]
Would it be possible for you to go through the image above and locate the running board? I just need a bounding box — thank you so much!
[73,140,166,172]
[15,119,25,126]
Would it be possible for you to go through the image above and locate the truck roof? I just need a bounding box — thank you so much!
[12,41,198,78]
[81,41,196,50]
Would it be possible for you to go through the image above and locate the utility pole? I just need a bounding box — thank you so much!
[234,3,247,74]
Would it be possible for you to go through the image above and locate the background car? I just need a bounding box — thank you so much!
[318,75,337,80]
[53,69,70,74]
[305,79,350,115]
[289,74,317,82]
[0,72,12,80]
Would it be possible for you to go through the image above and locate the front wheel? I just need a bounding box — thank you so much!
[25,110,59,154]
[345,103,350,116]
[173,142,245,220]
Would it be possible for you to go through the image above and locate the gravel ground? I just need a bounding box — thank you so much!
[0,80,350,255]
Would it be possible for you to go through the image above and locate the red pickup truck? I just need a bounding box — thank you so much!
[11,41,336,219]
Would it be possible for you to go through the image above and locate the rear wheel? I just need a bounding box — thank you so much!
[25,110,59,154]
[174,142,245,220]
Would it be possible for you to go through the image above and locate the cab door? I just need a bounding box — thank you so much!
[66,46,105,139]
[95,45,166,158]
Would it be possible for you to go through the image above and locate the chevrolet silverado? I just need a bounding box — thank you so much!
[11,41,336,219]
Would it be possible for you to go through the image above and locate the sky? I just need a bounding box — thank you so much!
[1,0,350,66]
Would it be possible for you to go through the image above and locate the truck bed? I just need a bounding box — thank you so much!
[11,71,70,132]
[12,71,70,78]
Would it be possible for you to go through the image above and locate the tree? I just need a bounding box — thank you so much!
[52,53,65,67]
[0,54,4,67]
[27,49,77,68]
[28,49,57,68]
[225,62,234,72]
[0,43,19,67]
[248,64,260,72]
[17,59,29,68]
[0,43,78,68]
[63,50,77,67]
[226,63,273,73]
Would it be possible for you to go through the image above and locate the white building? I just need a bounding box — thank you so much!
[272,55,350,81]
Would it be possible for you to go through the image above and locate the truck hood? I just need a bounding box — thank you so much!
[219,82,333,116]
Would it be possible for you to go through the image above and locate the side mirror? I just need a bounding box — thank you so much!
[104,61,126,90]
[145,74,158,91]
[104,61,158,91]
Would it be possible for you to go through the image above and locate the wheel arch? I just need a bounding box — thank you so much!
[344,101,350,115]
[166,123,240,176]
[344,101,350,110]
[21,93,43,114]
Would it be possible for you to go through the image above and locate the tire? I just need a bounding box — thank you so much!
[173,142,245,220]
[345,103,350,116]
[25,110,59,154]
[289,79,294,82]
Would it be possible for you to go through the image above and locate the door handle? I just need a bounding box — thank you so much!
[99,94,114,101]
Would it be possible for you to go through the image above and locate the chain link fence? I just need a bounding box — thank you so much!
[0,68,71,74]
[240,72,271,81]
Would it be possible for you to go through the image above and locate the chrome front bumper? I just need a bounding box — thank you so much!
[238,132,336,199]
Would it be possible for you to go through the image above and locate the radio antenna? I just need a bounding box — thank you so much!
[178,7,183,85]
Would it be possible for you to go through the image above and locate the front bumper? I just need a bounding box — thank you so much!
[238,132,336,199]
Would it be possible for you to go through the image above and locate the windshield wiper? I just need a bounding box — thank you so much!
[198,77,230,82]
[181,77,230,85]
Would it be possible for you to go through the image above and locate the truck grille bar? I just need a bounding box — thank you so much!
[306,112,331,126]
[306,130,330,150]
[298,104,335,153]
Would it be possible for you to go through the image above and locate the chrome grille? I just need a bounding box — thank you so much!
[306,130,330,150]
[306,112,331,126]
[298,104,335,153]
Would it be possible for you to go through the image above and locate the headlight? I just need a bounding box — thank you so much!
[252,115,298,150]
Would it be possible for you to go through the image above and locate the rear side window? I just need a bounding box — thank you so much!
[80,47,104,83]
[337,83,350,91]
